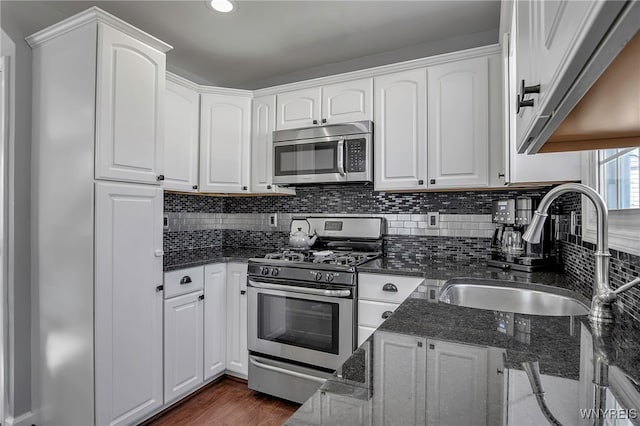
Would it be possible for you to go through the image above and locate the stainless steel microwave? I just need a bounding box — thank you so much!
[272,121,373,185]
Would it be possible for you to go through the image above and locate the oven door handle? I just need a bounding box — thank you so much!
[249,356,327,384]
[248,280,351,298]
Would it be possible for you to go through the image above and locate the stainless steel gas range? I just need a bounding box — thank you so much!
[247,216,385,404]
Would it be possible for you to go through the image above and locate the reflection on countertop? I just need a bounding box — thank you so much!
[287,261,640,426]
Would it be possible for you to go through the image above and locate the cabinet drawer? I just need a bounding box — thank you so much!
[164,266,204,298]
[358,273,423,303]
[358,300,399,328]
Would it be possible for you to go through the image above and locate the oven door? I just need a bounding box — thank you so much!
[247,279,354,371]
[272,137,347,185]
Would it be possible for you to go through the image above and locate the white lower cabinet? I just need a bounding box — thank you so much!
[204,263,227,380]
[357,273,424,345]
[164,291,204,404]
[322,392,371,426]
[373,331,427,426]
[426,340,489,426]
[226,262,249,377]
[94,182,164,426]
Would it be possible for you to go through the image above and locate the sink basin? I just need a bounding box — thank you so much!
[439,278,589,316]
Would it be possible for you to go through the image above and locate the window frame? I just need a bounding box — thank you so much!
[582,151,640,255]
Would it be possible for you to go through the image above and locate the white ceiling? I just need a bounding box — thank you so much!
[1,0,501,89]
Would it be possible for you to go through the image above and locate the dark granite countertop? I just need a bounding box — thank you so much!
[287,261,640,425]
[163,246,277,271]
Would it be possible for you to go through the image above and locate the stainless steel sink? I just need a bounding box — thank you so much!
[439,278,589,316]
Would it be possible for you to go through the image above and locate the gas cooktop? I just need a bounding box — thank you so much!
[262,249,381,267]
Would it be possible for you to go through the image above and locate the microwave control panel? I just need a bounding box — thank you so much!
[346,138,366,172]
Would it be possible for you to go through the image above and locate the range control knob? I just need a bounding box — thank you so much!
[261,267,270,275]
[271,268,279,277]
[314,272,323,281]
[326,273,334,282]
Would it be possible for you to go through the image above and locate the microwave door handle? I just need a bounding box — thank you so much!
[337,139,346,176]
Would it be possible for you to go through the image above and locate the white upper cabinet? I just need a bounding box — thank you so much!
[321,79,373,124]
[513,0,545,152]
[428,57,489,188]
[251,95,276,193]
[95,23,166,184]
[250,96,295,194]
[276,87,322,130]
[199,93,251,193]
[275,78,373,130]
[374,68,428,191]
[510,0,631,153]
[163,77,200,192]
[503,9,582,184]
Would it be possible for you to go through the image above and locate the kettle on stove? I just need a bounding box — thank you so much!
[289,220,318,250]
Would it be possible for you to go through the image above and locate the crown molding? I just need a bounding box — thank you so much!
[173,44,500,99]
[167,71,254,97]
[26,6,172,52]
[253,44,501,97]
[197,84,253,97]
[166,71,201,92]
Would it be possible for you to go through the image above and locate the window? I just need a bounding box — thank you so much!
[598,148,639,210]
[582,150,640,255]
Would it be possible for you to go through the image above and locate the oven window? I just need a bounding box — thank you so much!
[274,141,340,176]
[257,293,340,354]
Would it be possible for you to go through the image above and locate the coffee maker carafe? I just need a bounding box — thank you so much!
[488,197,557,272]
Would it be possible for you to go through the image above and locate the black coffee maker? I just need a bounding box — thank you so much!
[487,197,557,272]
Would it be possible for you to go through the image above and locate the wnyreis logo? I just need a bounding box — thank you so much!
[579,408,638,420]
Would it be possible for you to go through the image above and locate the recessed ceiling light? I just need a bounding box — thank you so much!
[209,0,234,13]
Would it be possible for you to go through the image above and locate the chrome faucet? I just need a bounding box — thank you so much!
[522,183,640,325]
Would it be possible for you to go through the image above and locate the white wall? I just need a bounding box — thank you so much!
[0,26,33,425]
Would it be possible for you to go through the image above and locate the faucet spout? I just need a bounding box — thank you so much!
[522,183,618,325]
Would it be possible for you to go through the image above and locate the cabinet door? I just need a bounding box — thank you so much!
[504,30,582,184]
[95,182,163,426]
[95,23,165,184]
[534,0,603,118]
[322,392,372,426]
[428,57,489,188]
[276,87,322,130]
[199,93,251,193]
[163,79,200,192]
[204,263,227,381]
[164,291,204,404]
[321,78,373,124]
[251,95,276,193]
[374,69,428,191]
[426,340,488,426]
[373,331,426,426]
[513,0,549,152]
[226,263,248,377]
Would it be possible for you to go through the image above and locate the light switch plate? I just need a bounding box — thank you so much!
[427,212,439,228]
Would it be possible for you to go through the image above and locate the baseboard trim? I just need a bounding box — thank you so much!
[5,411,35,426]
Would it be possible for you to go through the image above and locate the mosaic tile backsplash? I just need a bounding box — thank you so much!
[164,185,639,322]
[557,193,640,323]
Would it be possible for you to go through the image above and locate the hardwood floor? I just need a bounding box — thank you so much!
[144,377,300,426]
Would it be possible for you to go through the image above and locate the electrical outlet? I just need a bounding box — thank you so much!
[427,212,440,228]
[268,213,278,227]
